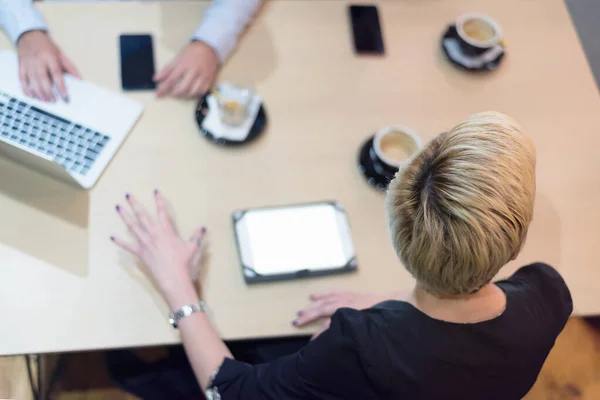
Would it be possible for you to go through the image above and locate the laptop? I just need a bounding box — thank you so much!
[0,50,143,189]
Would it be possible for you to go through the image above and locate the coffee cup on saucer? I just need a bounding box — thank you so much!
[372,126,422,171]
[358,126,423,190]
[455,13,502,56]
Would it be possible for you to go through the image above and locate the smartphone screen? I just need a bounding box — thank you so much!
[119,34,156,91]
[349,5,385,54]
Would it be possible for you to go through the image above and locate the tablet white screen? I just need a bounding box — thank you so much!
[240,204,349,275]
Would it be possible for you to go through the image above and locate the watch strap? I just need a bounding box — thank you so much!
[169,301,206,328]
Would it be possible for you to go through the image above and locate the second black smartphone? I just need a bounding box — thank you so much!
[348,5,385,54]
[119,34,156,91]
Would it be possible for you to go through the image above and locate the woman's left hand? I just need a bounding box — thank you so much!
[111,191,206,297]
[293,291,395,340]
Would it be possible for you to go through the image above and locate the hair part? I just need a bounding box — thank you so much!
[385,112,536,296]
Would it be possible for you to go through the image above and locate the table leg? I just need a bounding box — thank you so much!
[25,354,40,400]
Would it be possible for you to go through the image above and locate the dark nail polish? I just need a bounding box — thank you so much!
[116,205,120,212]
[110,236,115,242]
[297,310,304,317]
[201,227,207,233]
[154,189,159,196]
[125,193,130,200]
[292,320,299,326]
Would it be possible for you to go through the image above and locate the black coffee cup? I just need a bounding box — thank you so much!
[455,13,502,56]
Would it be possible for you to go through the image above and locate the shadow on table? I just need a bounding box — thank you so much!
[118,253,166,313]
[528,192,562,266]
[434,44,504,87]
[118,244,211,313]
[0,158,89,277]
[499,192,562,278]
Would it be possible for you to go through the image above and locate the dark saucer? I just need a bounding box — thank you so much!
[358,136,397,191]
[195,94,268,146]
[441,25,505,72]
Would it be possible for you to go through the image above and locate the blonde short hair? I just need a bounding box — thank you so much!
[385,112,536,296]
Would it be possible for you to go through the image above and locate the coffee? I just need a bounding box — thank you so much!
[462,18,497,42]
[456,13,502,50]
[373,127,422,168]
[379,131,418,163]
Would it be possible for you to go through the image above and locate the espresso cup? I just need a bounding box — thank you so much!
[373,126,422,171]
[455,13,502,56]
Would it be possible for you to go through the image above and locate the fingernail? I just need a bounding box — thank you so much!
[125,193,130,200]
[201,227,207,233]
[110,236,115,242]
[297,310,304,316]
[310,294,315,300]
[292,320,299,326]
[116,205,120,212]
[154,189,159,196]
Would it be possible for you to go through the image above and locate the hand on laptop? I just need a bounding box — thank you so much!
[16,30,81,102]
[154,40,218,99]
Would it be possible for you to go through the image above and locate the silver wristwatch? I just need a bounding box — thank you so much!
[169,301,206,328]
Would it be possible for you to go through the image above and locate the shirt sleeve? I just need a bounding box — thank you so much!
[192,0,262,64]
[506,262,573,332]
[0,0,48,44]
[210,309,375,399]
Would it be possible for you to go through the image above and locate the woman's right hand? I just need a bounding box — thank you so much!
[293,291,396,339]
[111,191,206,301]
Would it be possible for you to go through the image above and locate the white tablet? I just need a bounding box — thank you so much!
[233,202,357,283]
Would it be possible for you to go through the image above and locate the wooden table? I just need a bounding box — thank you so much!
[1,0,599,356]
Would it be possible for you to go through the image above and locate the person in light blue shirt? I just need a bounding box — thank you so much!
[0,0,261,102]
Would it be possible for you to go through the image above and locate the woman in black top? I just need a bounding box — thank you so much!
[112,112,572,399]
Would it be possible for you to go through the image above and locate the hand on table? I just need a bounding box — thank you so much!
[294,291,394,340]
[111,191,207,297]
[154,41,219,99]
[17,30,81,102]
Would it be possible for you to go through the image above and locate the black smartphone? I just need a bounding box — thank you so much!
[348,5,385,54]
[119,34,156,91]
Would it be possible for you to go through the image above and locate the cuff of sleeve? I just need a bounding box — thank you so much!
[205,365,222,400]
[191,25,233,65]
[210,357,252,393]
[4,6,48,44]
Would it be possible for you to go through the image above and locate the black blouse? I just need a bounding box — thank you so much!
[211,263,572,399]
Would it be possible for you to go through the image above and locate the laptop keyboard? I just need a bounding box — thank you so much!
[0,91,111,176]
